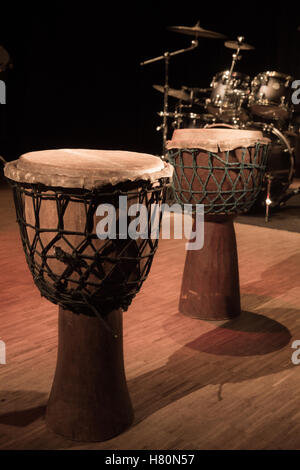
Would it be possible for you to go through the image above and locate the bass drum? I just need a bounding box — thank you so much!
[247,123,294,208]
[205,122,295,208]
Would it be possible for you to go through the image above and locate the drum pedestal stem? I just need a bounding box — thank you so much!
[179,215,241,320]
[46,307,133,442]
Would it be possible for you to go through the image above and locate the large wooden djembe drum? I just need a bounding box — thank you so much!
[4,149,172,441]
[167,128,269,320]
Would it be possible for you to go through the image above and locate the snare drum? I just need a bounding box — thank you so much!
[248,71,294,120]
[4,149,172,441]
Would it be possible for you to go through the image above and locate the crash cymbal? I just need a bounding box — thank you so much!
[224,40,255,50]
[167,21,227,39]
[153,84,192,102]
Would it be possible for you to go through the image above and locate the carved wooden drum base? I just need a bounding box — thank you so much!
[46,307,133,442]
[179,215,241,321]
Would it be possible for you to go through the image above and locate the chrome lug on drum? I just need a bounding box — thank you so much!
[173,112,216,129]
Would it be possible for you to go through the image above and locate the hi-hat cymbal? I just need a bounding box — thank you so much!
[224,40,255,50]
[167,21,227,39]
[153,84,192,102]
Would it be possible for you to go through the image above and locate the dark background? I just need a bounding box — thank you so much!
[1,1,300,162]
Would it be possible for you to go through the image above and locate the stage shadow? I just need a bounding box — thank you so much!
[0,390,74,449]
[181,310,291,356]
[0,405,46,427]
[0,310,294,448]
[0,390,47,427]
[128,309,294,425]
[243,253,300,297]
[236,195,300,232]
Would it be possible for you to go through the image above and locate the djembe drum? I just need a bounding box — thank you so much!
[167,128,269,320]
[4,149,171,441]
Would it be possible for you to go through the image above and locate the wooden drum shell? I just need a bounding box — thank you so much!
[22,186,152,313]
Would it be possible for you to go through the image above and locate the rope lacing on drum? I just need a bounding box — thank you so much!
[168,142,269,214]
[8,179,168,337]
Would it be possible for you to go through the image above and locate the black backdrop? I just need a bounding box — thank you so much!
[1,1,300,161]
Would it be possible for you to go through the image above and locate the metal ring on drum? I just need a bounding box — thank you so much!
[204,122,238,129]
[245,122,295,209]
[167,128,270,321]
[4,149,172,442]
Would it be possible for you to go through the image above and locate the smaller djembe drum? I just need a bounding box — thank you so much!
[167,128,269,320]
[4,149,172,441]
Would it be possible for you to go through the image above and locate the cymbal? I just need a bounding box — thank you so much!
[153,84,192,102]
[189,87,211,94]
[224,40,255,50]
[167,21,227,39]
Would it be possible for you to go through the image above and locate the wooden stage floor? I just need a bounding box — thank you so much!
[0,182,300,450]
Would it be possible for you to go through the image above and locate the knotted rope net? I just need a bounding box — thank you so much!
[168,142,269,214]
[9,179,167,331]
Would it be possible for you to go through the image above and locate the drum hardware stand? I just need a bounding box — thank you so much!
[264,173,273,222]
[157,107,186,130]
[264,175,300,222]
[263,127,295,222]
[140,39,199,157]
[175,101,194,128]
[220,36,244,117]
[0,155,7,169]
[278,186,300,205]
[0,155,7,182]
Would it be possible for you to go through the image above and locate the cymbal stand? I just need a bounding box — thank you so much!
[220,36,244,117]
[140,39,199,157]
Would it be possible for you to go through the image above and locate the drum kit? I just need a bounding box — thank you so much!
[141,21,300,221]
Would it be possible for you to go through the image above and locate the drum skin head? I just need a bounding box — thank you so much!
[4,149,173,189]
[167,128,270,152]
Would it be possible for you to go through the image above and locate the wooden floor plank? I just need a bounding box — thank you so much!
[1,183,300,449]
